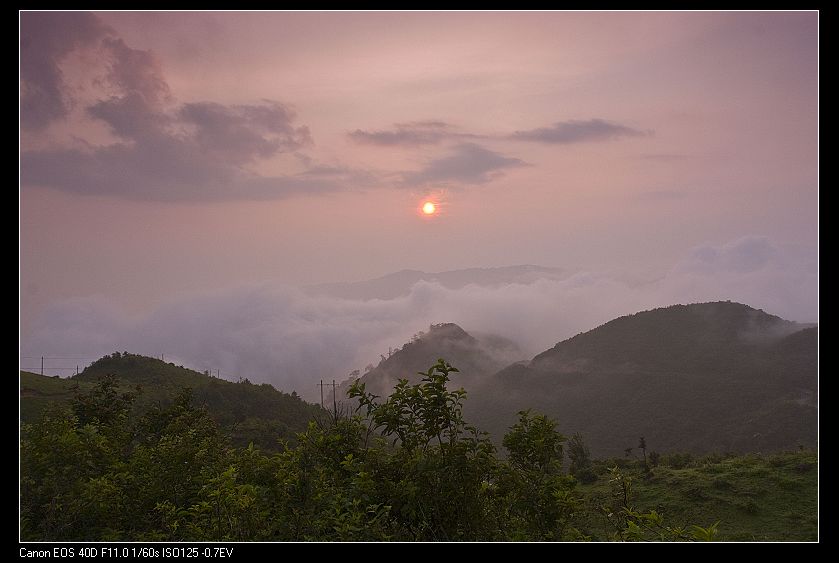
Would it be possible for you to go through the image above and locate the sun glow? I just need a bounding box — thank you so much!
[422,201,436,215]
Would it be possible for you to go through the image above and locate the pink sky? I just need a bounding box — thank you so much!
[20,11,818,387]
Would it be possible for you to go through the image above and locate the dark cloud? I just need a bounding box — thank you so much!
[352,118,649,149]
[87,93,169,138]
[349,120,474,146]
[21,138,339,202]
[178,101,311,163]
[101,37,170,106]
[20,13,332,201]
[24,92,318,200]
[403,143,527,186]
[20,12,112,130]
[511,118,649,144]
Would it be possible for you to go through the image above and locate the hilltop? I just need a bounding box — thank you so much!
[21,302,817,457]
[337,322,522,401]
[471,302,817,455]
[21,353,323,450]
[341,302,817,456]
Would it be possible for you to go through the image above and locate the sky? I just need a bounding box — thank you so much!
[20,11,818,394]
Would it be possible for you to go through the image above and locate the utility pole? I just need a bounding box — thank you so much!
[316,380,339,415]
[41,356,43,376]
[217,369,220,378]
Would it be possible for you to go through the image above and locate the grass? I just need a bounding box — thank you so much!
[574,450,818,541]
[21,353,324,452]
[20,371,92,424]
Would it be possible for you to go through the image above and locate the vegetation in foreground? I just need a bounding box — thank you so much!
[21,352,322,451]
[20,359,816,541]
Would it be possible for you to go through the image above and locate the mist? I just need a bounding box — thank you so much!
[20,236,816,399]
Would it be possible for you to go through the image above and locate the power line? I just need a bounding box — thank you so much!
[21,356,98,360]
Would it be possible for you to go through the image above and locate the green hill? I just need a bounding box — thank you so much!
[576,450,818,541]
[21,352,323,450]
[340,322,521,401]
[341,302,817,457]
[470,302,817,456]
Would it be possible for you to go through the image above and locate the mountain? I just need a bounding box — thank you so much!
[20,353,323,451]
[307,265,565,300]
[21,302,818,457]
[341,302,817,457]
[337,322,522,401]
[469,302,817,456]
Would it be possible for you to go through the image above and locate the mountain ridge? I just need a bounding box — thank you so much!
[307,264,565,300]
[342,301,817,456]
[21,301,817,457]
[21,353,323,451]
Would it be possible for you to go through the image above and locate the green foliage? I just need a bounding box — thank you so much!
[466,303,817,457]
[496,411,577,540]
[21,358,811,542]
[70,373,138,427]
[21,352,323,450]
[349,359,500,540]
[575,450,817,541]
[601,466,719,541]
[503,410,565,474]
[568,432,597,483]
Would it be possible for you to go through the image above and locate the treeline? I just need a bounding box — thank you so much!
[21,360,718,541]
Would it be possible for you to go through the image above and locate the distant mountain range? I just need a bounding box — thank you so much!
[21,301,817,457]
[348,302,817,456]
[306,265,565,300]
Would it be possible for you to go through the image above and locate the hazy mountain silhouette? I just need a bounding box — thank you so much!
[337,322,522,401]
[344,302,817,456]
[307,265,565,300]
[22,302,817,457]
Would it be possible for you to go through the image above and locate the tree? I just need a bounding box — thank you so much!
[349,358,498,540]
[638,436,648,470]
[568,432,596,483]
[498,410,577,540]
[503,410,565,474]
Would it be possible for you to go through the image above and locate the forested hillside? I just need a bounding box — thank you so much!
[22,352,322,450]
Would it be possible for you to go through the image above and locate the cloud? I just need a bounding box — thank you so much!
[674,236,778,275]
[22,237,816,398]
[177,101,311,162]
[511,118,649,144]
[402,143,527,186]
[21,144,339,202]
[349,120,474,146]
[20,12,112,130]
[20,12,339,201]
[351,118,649,149]
[101,36,171,106]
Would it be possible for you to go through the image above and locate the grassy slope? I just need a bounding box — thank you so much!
[20,371,91,424]
[21,368,818,541]
[575,450,818,541]
[21,353,324,450]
